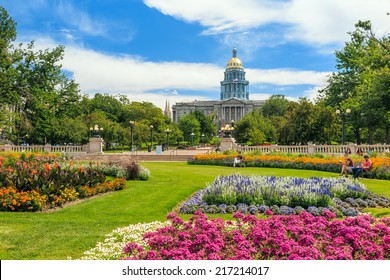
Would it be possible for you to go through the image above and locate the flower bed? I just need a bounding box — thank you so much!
[179,175,390,217]
[114,211,390,260]
[188,153,390,179]
[0,178,127,211]
[0,152,151,211]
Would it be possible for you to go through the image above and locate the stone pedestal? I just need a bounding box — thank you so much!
[88,137,104,154]
[220,137,238,152]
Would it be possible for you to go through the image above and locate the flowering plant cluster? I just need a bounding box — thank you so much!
[179,175,389,217]
[189,153,390,179]
[120,211,390,260]
[81,221,170,260]
[0,160,106,194]
[77,178,127,198]
[0,178,126,211]
[0,152,61,167]
[0,186,47,211]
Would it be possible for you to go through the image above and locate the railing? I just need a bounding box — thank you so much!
[9,145,46,153]
[2,144,86,154]
[49,146,85,153]
[170,149,178,161]
[240,144,390,155]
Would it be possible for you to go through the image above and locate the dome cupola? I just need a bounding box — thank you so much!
[226,47,243,70]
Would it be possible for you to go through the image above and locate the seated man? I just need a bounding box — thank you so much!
[233,151,243,167]
[340,152,354,177]
[352,154,372,179]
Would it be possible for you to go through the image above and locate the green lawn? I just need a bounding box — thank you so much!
[1,162,389,260]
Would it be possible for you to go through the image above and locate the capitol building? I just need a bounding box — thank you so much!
[171,48,265,124]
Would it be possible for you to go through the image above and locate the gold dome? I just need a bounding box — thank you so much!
[226,48,243,69]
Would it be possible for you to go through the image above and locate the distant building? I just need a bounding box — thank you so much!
[172,48,265,124]
[164,99,171,119]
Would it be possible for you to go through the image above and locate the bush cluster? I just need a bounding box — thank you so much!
[102,157,151,181]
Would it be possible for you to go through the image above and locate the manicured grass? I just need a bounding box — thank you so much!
[0,162,389,260]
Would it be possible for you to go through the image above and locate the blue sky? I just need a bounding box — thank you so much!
[1,0,389,109]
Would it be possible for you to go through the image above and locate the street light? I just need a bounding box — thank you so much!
[336,109,351,145]
[221,124,234,138]
[129,121,135,151]
[190,132,195,146]
[201,133,205,146]
[90,124,104,138]
[231,120,235,138]
[149,125,154,152]
[164,128,172,150]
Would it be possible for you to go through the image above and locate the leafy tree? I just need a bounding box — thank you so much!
[178,114,201,144]
[192,110,216,143]
[234,109,276,145]
[278,99,315,145]
[261,94,289,118]
[0,6,19,105]
[320,20,390,144]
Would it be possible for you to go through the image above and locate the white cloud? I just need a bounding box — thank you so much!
[144,0,390,46]
[31,37,330,109]
[247,68,330,86]
[56,0,108,37]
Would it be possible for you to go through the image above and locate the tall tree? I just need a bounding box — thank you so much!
[320,20,390,144]
[261,94,289,118]
[178,114,200,144]
[192,110,216,142]
[234,109,276,145]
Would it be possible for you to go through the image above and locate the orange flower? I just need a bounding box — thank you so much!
[44,163,51,171]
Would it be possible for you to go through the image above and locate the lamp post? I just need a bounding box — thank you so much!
[90,124,104,138]
[221,124,234,138]
[164,128,171,150]
[149,125,154,152]
[129,121,135,151]
[231,120,235,138]
[201,133,205,146]
[190,132,195,146]
[336,109,351,145]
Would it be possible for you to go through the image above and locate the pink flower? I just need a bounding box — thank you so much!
[265,209,273,215]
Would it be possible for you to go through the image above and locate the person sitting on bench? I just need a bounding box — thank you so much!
[340,152,354,177]
[233,151,243,167]
[352,154,372,179]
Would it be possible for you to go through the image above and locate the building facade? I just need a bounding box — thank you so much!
[172,48,265,124]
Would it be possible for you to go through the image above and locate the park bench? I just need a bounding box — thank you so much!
[360,163,374,179]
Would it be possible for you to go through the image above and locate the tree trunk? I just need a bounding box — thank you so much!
[368,127,374,144]
[386,125,390,144]
[354,128,361,145]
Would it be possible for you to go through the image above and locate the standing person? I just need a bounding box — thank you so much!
[233,151,243,167]
[340,152,354,177]
[352,155,372,179]
[356,147,363,156]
